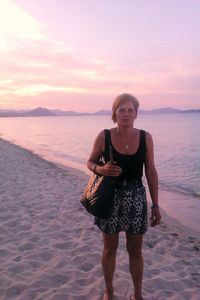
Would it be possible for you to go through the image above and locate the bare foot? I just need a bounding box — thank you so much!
[103,290,114,300]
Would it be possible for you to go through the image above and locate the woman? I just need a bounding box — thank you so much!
[87,93,161,300]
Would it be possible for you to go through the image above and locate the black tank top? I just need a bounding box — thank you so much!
[103,129,146,180]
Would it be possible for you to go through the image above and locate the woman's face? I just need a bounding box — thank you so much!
[115,101,137,126]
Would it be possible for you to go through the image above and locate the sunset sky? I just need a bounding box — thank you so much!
[0,0,200,112]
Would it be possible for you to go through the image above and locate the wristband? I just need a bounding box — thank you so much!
[93,164,98,174]
[151,204,159,209]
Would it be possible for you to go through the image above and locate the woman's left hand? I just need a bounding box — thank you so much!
[150,207,161,227]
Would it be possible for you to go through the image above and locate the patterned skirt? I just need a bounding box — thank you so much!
[94,180,148,234]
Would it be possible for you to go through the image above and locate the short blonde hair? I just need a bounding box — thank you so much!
[112,93,140,123]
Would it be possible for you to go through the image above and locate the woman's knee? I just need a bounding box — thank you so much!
[103,244,118,257]
[126,233,143,258]
[104,241,118,255]
[127,247,142,259]
[103,242,118,257]
[103,233,119,256]
[126,245,143,259]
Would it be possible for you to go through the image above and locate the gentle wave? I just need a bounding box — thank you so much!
[159,181,200,199]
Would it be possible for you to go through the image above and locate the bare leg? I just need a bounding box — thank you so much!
[102,232,119,300]
[126,233,144,300]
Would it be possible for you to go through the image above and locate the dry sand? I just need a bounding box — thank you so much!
[0,138,200,300]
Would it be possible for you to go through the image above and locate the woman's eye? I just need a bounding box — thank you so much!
[118,107,135,113]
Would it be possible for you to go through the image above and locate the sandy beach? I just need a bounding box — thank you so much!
[0,138,200,300]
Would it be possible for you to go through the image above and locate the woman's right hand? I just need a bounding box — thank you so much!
[99,161,122,177]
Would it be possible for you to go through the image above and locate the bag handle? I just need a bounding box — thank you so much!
[109,145,114,164]
[104,129,115,164]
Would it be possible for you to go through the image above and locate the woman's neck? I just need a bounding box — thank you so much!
[116,126,136,137]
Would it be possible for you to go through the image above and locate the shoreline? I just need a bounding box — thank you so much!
[2,136,199,236]
[0,137,200,299]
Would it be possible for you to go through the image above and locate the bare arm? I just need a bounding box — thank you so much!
[145,132,158,205]
[144,132,161,226]
[87,130,104,173]
[87,130,122,177]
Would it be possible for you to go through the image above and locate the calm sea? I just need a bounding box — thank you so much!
[0,113,199,198]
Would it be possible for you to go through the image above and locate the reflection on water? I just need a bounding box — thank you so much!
[0,113,200,197]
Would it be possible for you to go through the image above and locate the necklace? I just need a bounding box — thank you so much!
[116,128,136,150]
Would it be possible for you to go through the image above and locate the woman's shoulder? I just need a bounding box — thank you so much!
[95,129,110,144]
[139,129,152,138]
[141,130,154,149]
[97,129,110,137]
[95,130,105,141]
[99,128,116,136]
[144,130,152,139]
[95,129,112,151]
[136,129,153,147]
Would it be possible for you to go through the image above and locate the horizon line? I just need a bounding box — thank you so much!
[0,107,200,113]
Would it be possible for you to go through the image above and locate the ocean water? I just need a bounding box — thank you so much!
[0,113,199,198]
[1,113,200,232]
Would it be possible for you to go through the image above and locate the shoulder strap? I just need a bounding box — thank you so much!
[140,130,146,152]
[104,129,110,148]
[104,129,114,163]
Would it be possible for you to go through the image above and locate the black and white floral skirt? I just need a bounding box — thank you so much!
[94,180,148,235]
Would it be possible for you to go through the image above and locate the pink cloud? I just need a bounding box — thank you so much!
[0,38,200,110]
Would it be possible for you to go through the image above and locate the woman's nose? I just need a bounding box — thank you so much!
[124,110,130,114]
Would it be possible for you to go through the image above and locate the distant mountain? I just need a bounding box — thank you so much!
[182,109,200,113]
[52,109,82,116]
[0,109,29,117]
[0,107,199,117]
[24,107,56,117]
[93,110,112,115]
[0,109,28,114]
[52,109,112,116]
[140,107,181,114]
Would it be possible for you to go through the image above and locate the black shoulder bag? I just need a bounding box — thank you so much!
[80,129,116,219]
